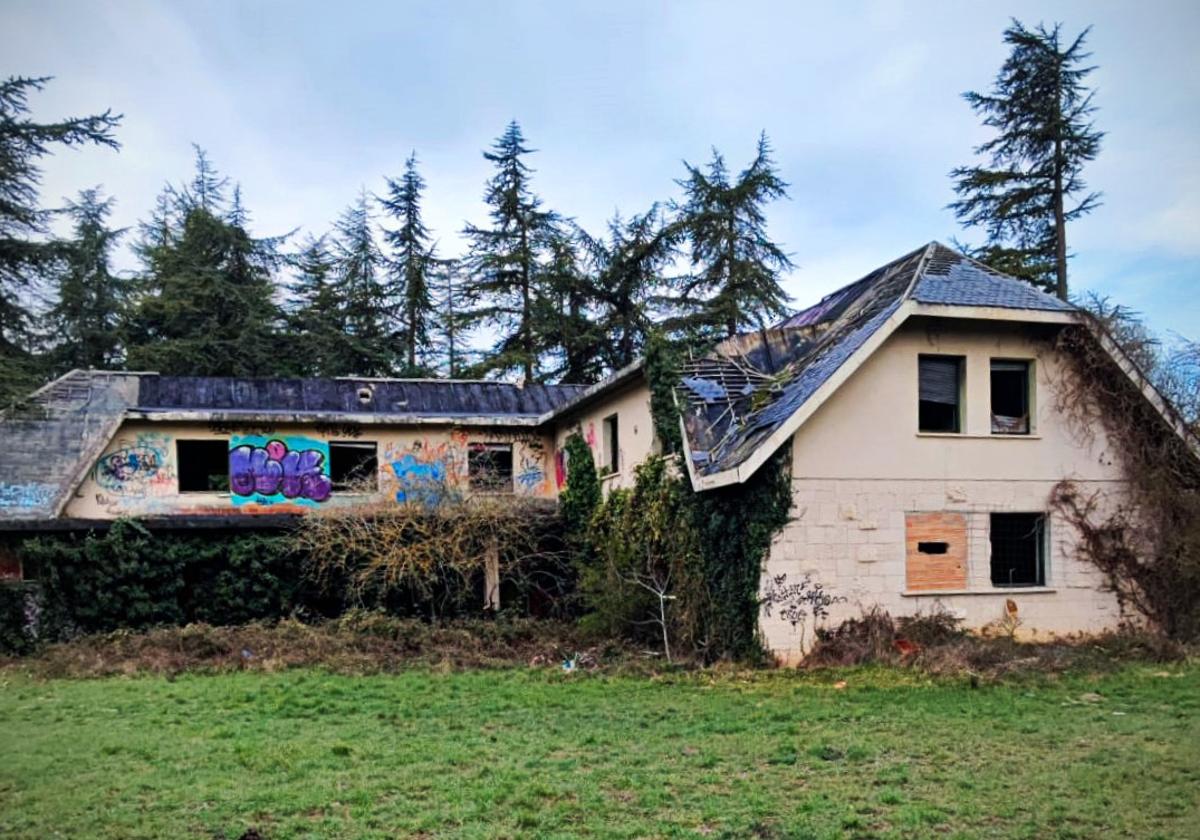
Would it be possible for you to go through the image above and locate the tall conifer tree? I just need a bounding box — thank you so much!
[46,188,127,372]
[0,76,120,402]
[673,133,792,338]
[331,191,392,376]
[461,121,559,380]
[950,20,1102,299]
[287,234,353,377]
[380,153,438,376]
[126,148,287,376]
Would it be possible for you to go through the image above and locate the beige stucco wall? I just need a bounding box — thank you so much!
[761,318,1125,662]
[64,420,556,519]
[551,380,657,493]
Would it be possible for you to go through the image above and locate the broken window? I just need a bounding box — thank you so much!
[468,443,513,492]
[918,355,964,433]
[602,413,619,475]
[990,513,1046,587]
[177,439,230,492]
[991,360,1031,434]
[330,442,378,491]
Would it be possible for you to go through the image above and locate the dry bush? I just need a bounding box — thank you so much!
[803,606,1189,679]
[2,614,639,679]
[1051,321,1200,639]
[297,491,571,614]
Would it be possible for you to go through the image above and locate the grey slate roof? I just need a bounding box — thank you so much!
[135,376,587,418]
[681,242,1078,478]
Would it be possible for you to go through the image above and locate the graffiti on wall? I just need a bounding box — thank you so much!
[93,433,174,496]
[515,440,547,493]
[314,421,363,439]
[585,422,597,449]
[208,419,276,436]
[385,436,462,506]
[555,448,567,489]
[0,482,55,510]
[229,435,332,506]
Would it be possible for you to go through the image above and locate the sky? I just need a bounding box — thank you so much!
[4,0,1198,343]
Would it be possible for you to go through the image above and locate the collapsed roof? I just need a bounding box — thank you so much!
[678,242,1077,485]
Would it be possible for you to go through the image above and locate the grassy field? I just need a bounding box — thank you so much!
[0,664,1197,839]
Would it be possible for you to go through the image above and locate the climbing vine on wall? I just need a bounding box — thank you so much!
[1051,322,1200,640]
[576,335,793,662]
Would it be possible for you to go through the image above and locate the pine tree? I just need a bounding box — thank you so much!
[431,258,468,378]
[0,76,120,402]
[331,191,393,376]
[538,233,605,383]
[125,148,288,376]
[46,188,127,372]
[379,153,438,376]
[950,20,1103,300]
[576,206,679,374]
[461,121,560,381]
[287,234,352,377]
[672,133,793,338]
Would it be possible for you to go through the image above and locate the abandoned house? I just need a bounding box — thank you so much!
[2,242,1194,662]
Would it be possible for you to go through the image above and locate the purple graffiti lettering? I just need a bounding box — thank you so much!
[230,440,332,502]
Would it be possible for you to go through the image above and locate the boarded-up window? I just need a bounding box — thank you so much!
[905,512,967,591]
[918,355,964,433]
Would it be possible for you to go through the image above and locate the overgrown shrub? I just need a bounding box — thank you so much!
[17,520,301,641]
[1052,322,1200,640]
[0,583,40,655]
[298,495,572,619]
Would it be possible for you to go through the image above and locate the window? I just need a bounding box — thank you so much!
[177,439,230,492]
[601,414,619,475]
[905,512,967,591]
[468,443,513,492]
[918,355,964,433]
[990,513,1046,587]
[330,442,378,491]
[991,360,1031,435]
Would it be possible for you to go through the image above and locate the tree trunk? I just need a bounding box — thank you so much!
[520,225,533,381]
[1053,66,1069,302]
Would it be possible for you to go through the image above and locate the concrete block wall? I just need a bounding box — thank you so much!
[760,476,1123,662]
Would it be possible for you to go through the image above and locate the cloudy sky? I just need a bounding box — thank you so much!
[5,0,1198,341]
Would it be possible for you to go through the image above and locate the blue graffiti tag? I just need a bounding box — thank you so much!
[390,453,446,506]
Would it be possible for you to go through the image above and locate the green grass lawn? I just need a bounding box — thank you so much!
[1,665,1197,839]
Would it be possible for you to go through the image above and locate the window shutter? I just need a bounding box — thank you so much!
[919,357,960,405]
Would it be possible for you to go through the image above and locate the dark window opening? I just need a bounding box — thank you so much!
[469,443,513,492]
[991,360,1031,435]
[918,355,964,433]
[330,442,378,491]
[602,414,619,475]
[917,541,949,555]
[990,513,1046,587]
[177,439,230,492]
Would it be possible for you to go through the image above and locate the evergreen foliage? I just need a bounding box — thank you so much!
[380,153,439,376]
[432,258,468,377]
[125,147,289,376]
[950,20,1103,299]
[559,432,600,540]
[461,121,560,381]
[46,188,127,372]
[577,206,680,374]
[287,234,354,377]
[331,191,393,376]
[0,76,120,403]
[672,133,793,338]
[537,233,605,383]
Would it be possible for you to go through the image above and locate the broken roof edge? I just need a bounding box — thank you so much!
[683,300,919,491]
[538,358,647,425]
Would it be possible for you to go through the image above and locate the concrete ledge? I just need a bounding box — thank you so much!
[902,587,1057,597]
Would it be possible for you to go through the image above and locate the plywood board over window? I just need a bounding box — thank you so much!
[905,512,968,591]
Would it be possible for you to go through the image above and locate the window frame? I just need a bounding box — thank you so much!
[989,512,1048,588]
[601,413,620,476]
[176,439,231,493]
[467,442,515,493]
[917,354,965,434]
[990,358,1034,436]
[329,441,379,492]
